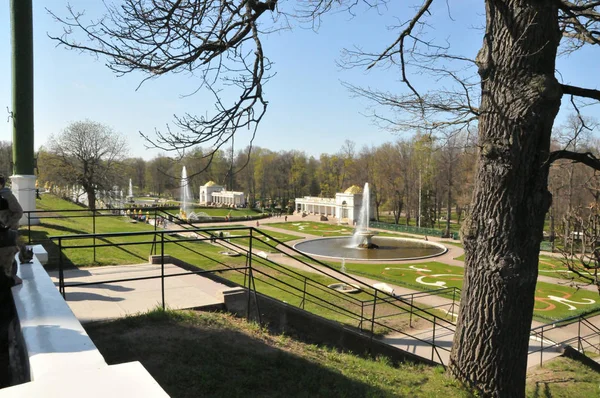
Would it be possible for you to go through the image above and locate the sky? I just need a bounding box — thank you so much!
[1,1,599,161]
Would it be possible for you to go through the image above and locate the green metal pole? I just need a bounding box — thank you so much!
[11,0,35,175]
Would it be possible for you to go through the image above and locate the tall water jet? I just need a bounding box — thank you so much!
[295,184,447,260]
[180,166,192,219]
[126,179,134,203]
[351,183,378,249]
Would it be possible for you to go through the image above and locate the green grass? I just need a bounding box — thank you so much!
[273,221,356,236]
[335,260,600,321]
[210,228,303,253]
[377,214,462,233]
[85,309,474,398]
[526,356,600,398]
[160,207,263,217]
[84,308,600,398]
[271,221,427,240]
[449,252,591,283]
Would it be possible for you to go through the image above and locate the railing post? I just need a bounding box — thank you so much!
[370,290,378,338]
[27,211,31,244]
[301,277,307,309]
[359,302,364,331]
[409,295,414,328]
[58,237,65,299]
[161,231,165,310]
[578,318,583,352]
[247,259,253,322]
[432,317,436,362]
[452,288,456,313]
[93,210,97,263]
[247,227,253,321]
[540,328,544,367]
[153,208,157,255]
[248,228,253,271]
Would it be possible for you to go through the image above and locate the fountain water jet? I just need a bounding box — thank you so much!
[180,166,192,219]
[293,182,447,261]
[126,179,134,203]
[350,183,378,249]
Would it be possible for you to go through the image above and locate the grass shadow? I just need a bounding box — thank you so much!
[85,310,429,398]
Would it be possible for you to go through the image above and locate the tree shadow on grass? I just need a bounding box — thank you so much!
[85,311,400,398]
[531,381,553,398]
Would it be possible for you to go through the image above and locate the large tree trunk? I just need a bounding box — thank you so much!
[85,187,97,211]
[448,1,561,397]
[445,161,452,238]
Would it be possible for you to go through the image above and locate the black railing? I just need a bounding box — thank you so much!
[529,310,600,366]
[50,225,458,366]
[370,221,460,240]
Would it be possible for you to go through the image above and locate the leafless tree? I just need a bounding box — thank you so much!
[558,205,600,291]
[47,120,129,210]
[48,0,277,163]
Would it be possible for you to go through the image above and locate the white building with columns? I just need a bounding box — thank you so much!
[199,181,245,206]
[295,185,365,224]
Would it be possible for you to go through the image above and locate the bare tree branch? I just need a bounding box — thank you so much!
[548,149,600,170]
[47,0,277,158]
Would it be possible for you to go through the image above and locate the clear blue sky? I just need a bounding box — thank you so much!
[1,1,598,160]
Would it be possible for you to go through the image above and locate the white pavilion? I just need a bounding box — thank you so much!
[199,181,245,206]
[295,185,365,224]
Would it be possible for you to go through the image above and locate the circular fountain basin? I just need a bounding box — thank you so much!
[294,236,447,261]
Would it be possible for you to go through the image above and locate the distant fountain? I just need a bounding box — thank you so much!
[126,179,134,203]
[350,183,378,249]
[294,181,447,260]
[180,166,193,220]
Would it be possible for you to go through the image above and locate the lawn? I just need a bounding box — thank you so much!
[86,309,471,398]
[84,308,600,398]
[273,221,357,236]
[160,206,263,217]
[376,214,463,233]
[450,252,592,283]
[272,221,423,240]
[536,254,598,283]
[335,260,600,321]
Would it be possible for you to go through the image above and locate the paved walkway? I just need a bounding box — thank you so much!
[49,263,230,323]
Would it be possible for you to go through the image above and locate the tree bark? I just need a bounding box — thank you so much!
[449,1,562,396]
[86,187,97,211]
[446,160,453,238]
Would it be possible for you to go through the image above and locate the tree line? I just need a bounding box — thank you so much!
[3,115,598,239]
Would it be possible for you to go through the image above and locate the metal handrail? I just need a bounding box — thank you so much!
[528,311,600,366]
[49,224,457,365]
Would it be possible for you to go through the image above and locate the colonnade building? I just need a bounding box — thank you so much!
[199,181,245,206]
[295,185,365,224]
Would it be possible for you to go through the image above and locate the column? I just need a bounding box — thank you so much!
[11,0,37,224]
